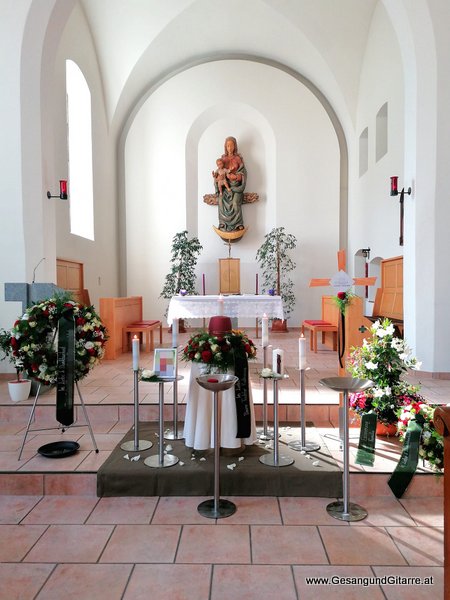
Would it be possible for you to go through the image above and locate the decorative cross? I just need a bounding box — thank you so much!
[309,249,377,369]
[309,250,376,293]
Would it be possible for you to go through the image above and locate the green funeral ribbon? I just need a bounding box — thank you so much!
[56,315,75,427]
[355,412,377,466]
[388,418,423,498]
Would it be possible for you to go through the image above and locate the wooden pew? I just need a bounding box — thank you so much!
[369,256,403,335]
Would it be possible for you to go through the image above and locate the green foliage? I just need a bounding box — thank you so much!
[347,318,422,424]
[160,231,203,301]
[255,226,297,320]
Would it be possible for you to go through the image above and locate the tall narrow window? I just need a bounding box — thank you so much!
[66,60,94,240]
[376,102,388,162]
[359,127,368,177]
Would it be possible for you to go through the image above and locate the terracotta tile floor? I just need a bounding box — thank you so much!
[0,328,445,599]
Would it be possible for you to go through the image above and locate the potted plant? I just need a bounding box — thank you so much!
[0,329,31,402]
[347,318,422,432]
[255,226,297,331]
[160,230,203,332]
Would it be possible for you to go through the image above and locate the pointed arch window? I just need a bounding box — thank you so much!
[66,60,94,240]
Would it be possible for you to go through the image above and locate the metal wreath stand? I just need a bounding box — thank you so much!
[18,315,98,460]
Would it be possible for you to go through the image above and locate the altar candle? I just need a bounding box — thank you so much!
[262,313,269,347]
[202,273,206,295]
[299,334,306,370]
[273,348,284,375]
[132,335,139,371]
[255,273,259,295]
[218,294,224,316]
[172,318,179,348]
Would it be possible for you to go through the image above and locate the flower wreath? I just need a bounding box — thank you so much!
[181,329,257,372]
[397,402,444,472]
[5,297,107,385]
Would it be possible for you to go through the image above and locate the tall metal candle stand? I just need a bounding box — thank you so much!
[165,318,184,441]
[144,376,182,468]
[121,367,153,452]
[320,377,372,522]
[196,374,238,518]
[288,367,320,453]
[259,375,294,467]
[257,346,274,441]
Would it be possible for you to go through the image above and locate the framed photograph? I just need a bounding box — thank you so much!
[153,348,177,379]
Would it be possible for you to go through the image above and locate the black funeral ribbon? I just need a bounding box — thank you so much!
[338,312,346,369]
[388,418,423,498]
[56,314,75,426]
[233,351,251,438]
[355,412,377,466]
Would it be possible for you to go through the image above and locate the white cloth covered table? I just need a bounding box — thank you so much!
[167,294,284,325]
[183,362,257,450]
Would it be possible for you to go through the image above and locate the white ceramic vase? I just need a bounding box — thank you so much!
[8,379,31,402]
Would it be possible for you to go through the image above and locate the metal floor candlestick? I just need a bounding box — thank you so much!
[320,377,372,522]
[18,382,99,461]
[257,346,274,441]
[196,374,238,519]
[288,367,320,453]
[121,370,152,452]
[165,355,184,441]
[259,375,294,468]
[165,321,183,440]
[144,377,181,469]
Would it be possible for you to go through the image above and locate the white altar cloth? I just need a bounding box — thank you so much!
[183,362,257,450]
[167,294,284,325]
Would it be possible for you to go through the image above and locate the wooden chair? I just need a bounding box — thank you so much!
[122,320,162,353]
[302,319,338,352]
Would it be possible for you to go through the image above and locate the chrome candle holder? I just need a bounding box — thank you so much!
[319,376,372,522]
[196,374,239,519]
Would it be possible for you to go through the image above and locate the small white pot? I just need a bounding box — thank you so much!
[8,379,32,403]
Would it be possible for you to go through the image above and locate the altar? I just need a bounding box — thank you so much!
[168,295,283,451]
[167,294,284,324]
[184,362,257,450]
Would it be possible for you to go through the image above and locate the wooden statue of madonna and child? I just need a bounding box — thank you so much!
[203,136,259,242]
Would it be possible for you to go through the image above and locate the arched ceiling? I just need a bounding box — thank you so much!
[80,0,377,135]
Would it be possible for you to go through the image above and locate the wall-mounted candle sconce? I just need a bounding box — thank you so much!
[390,176,411,246]
[47,180,68,200]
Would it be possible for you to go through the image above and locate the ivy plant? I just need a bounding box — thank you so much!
[255,226,297,320]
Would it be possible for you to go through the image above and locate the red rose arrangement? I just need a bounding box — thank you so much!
[181,329,256,373]
[1,296,107,385]
[334,290,355,315]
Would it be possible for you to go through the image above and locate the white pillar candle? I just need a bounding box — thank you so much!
[132,335,139,371]
[273,348,284,375]
[299,334,306,370]
[218,295,224,316]
[172,318,179,348]
[262,313,269,347]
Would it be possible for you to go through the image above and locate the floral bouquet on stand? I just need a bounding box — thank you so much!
[397,402,444,472]
[347,318,421,425]
[181,329,257,373]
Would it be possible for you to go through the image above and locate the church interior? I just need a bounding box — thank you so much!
[0,1,448,598]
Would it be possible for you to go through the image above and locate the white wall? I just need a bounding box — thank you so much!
[125,60,340,327]
[350,3,404,268]
[52,4,119,308]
